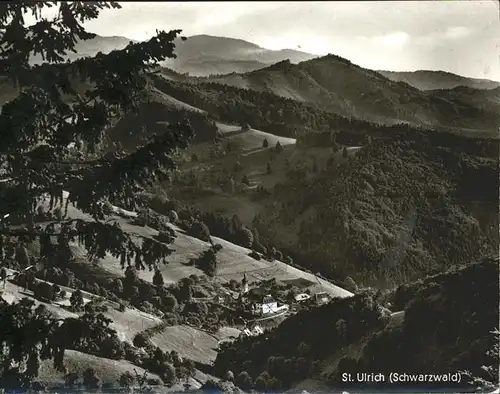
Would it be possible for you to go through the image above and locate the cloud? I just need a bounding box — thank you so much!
[17,1,500,80]
[443,26,471,39]
[372,32,410,47]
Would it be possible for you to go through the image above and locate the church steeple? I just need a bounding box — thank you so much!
[241,273,249,294]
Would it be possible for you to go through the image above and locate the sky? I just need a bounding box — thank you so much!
[25,1,500,81]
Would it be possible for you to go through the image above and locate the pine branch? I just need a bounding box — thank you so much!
[2,217,175,268]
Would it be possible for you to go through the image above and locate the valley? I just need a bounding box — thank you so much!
[0,4,498,394]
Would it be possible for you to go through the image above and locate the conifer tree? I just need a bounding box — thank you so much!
[0,2,190,272]
[0,2,191,384]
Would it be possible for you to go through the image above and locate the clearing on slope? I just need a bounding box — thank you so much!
[38,192,351,298]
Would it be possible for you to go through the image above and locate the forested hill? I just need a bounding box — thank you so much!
[253,134,498,287]
[152,72,499,142]
[213,257,499,392]
[194,55,499,131]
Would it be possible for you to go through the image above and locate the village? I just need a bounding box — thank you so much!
[206,273,334,339]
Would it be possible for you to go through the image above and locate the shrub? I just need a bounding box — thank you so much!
[344,276,359,293]
[253,241,266,254]
[153,269,164,288]
[192,245,221,277]
[70,289,84,310]
[187,220,211,242]
[168,210,179,223]
[237,227,254,248]
[140,301,154,313]
[159,362,176,386]
[163,295,178,312]
[235,371,253,391]
[112,278,124,295]
[263,138,269,148]
[225,370,235,382]
[82,368,101,390]
[255,371,271,391]
[266,162,272,174]
[129,286,139,300]
[274,250,283,261]
[133,333,150,348]
[241,175,250,186]
[184,300,208,315]
[275,141,283,153]
[156,230,175,244]
[34,281,55,302]
[147,377,162,386]
[64,372,80,388]
[248,251,261,260]
[119,371,135,388]
[135,208,149,227]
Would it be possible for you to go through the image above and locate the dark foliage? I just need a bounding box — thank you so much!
[187,219,211,242]
[0,3,194,383]
[333,258,499,391]
[214,294,389,389]
[191,244,223,277]
[256,135,498,287]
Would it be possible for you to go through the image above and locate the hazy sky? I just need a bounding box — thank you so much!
[27,1,500,80]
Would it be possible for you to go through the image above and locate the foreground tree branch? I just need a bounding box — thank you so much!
[0,2,191,386]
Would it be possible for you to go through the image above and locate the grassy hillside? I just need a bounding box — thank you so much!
[202,56,499,130]
[378,70,500,91]
[1,181,353,391]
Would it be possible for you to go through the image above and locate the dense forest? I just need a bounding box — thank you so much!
[253,134,498,287]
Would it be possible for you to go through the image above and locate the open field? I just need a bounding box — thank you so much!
[31,185,351,298]
[150,325,219,365]
[38,350,163,388]
[150,87,206,114]
[150,324,242,365]
[98,222,352,299]
[221,126,296,151]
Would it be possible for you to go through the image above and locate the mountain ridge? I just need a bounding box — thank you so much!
[379,69,500,91]
[199,54,499,130]
[27,33,500,90]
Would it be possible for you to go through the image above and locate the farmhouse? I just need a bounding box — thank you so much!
[244,287,280,316]
[313,291,330,305]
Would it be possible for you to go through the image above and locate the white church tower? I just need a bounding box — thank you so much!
[241,273,249,294]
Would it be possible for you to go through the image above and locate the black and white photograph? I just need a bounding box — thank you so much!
[0,1,498,393]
